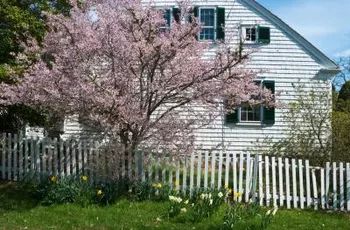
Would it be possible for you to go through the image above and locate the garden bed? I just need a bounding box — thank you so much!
[0,181,349,229]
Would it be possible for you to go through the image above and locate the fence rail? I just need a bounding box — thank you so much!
[1,133,350,211]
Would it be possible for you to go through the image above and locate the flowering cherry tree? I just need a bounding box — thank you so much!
[0,0,273,155]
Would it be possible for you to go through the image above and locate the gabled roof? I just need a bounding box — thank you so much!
[240,0,339,72]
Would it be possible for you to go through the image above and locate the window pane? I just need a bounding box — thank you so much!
[200,28,215,40]
[200,9,215,26]
[240,105,261,122]
[246,27,256,41]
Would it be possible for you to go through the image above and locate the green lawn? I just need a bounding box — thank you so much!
[1,181,350,229]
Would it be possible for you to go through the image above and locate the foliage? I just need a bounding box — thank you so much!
[222,203,277,230]
[0,0,70,133]
[20,174,130,206]
[331,111,350,162]
[129,181,173,202]
[0,0,274,156]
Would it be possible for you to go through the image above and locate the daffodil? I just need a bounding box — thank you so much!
[97,189,103,196]
[180,208,187,213]
[218,192,223,198]
[184,200,189,205]
[81,175,88,181]
[50,175,58,183]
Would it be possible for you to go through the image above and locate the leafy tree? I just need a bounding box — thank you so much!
[0,0,273,156]
[0,0,70,133]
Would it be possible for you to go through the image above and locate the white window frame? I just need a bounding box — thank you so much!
[198,7,217,41]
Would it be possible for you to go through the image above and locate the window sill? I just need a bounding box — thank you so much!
[235,122,262,127]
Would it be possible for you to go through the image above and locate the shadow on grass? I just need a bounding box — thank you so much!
[0,180,39,213]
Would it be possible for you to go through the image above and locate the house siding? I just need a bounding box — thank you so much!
[62,0,333,154]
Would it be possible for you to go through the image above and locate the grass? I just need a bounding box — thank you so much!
[1,181,350,229]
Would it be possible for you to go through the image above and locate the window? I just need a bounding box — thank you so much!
[245,27,257,42]
[225,80,275,125]
[241,25,270,44]
[199,8,216,40]
[160,9,171,32]
[240,105,261,122]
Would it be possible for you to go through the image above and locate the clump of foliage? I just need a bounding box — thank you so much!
[20,174,129,206]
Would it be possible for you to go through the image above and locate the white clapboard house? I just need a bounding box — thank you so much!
[27,0,339,154]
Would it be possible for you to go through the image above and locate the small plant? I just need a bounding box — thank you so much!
[222,203,278,230]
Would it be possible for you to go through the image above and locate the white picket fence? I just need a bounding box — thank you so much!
[1,133,350,211]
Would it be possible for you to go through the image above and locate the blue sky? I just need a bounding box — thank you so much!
[258,0,350,60]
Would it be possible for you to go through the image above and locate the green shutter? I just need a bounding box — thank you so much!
[224,99,239,124]
[216,7,225,40]
[172,7,181,23]
[258,26,270,44]
[188,6,198,23]
[263,80,275,125]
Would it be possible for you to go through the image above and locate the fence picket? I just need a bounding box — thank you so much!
[7,134,12,180]
[13,134,18,181]
[204,152,209,189]
[311,169,318,210]
[176,161,180,191]
[285,158,291,209]
[182,157,187,194]
[245,153,251,202]
[265,156,270,206]
[1,133,5,179]
[271,157,277,207]
[339,162,344,211]
[224,154,230,189]
[211,152,216,189]
[325,162,330,208]
[333,162,337,210]
[18,135,23,180]
[233,154,237,194]
[197,153,202,188]
[292,159,297,208]
[24,138,29,176]
[218,151,223,189]
[298,159,304,209]
[321,168,325,209]
[278,157,284,207]
[346,163,350,211]
[238,153,244,202]
[305,160,311,208]
[258,155,263,206]
[190,152,194,194]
